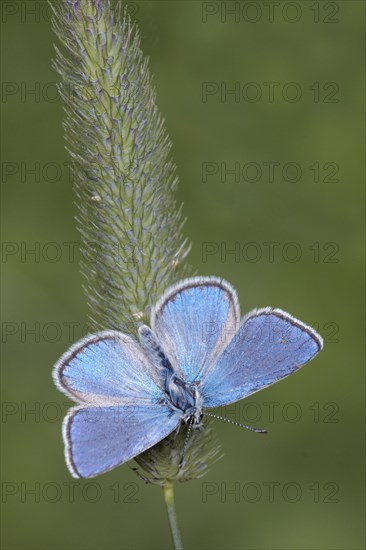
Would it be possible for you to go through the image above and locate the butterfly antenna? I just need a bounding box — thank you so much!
[179,424,193,469]
[205,412,267,434]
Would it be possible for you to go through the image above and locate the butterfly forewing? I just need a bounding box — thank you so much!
[64,404,179,478]
[200,308,323,408]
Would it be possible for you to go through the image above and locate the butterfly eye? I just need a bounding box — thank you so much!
[186,411,203,427]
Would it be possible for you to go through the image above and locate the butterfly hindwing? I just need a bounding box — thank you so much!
[151,277,240,385]
[200,308,323,408]
[53,331,164,405]
[64,404,179,478]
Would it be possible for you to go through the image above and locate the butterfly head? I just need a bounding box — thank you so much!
[182,406,203,429]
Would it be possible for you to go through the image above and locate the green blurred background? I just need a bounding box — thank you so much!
[1,1,364,549]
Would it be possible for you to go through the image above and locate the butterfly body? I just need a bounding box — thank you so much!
[140,325,203,428]
[165,372,203,427]
[53,276,323,478]
[139,324,203,427]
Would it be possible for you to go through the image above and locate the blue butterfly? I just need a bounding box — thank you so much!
[53,277,323,478]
